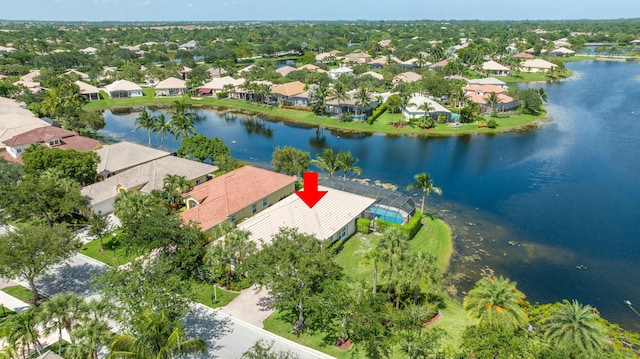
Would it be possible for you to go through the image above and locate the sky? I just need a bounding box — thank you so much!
[1,0,638,22]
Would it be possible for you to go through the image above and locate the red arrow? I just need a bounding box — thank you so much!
[295,172,328,208]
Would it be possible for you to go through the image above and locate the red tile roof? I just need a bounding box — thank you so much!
[2,125,100,151]
[180,166,296,230]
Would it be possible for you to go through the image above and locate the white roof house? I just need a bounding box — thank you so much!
[64,69,90,80]
[237,187,376,246]
[75,81,100,101]
[550,47,575,56]
[276,65,297,77]
[79,47,98,55]
[481,60,510,76]
[359,71,384,80]
[199,76,246,95]
[521,59,557,73]
[328,66,354,80]
[95,141,171,177]
[104,80,143,98]
[154,77,187,96]
[403,95,452,121]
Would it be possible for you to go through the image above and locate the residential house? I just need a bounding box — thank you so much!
[513,52,534,60]
[296,64,327,73]
[285,91,311,108]
[393,71,422,84]
[481,60,510,76]
[464,85,519,112]
[64,70,90,81]
[179,66,192,81]
[180,166,296,231]
[82,156,217,214]
[155,77,187,96]
[428,59,450,71]
[104,80,143,98]
[328,66,354,80]
[315,50,340,63]
[553,38,572,48]
[343,52,372,64]
[359,71,384,80]
[403,95,452,122]
[271,81,306,102]
[95,141,171,179]
[75,81,100,101]
[0,112,50,156]
[467,77,507,89]
[237,186,376,246]
[369,56,388,69]
[237,64,255,75]
[0,46,16,53]
[206,67,228,78]
[78,47,97,55]
[36,350,65,359]
[276,65,297,77]
[198,76,246,96]
[178,40,197,51]
[325,90,378,116]
[1,125,100,162]
[13,70,42,93]
[630,39,640,46]
[550,47,575,57]
[520,59,557,73]
[397,58,420,71]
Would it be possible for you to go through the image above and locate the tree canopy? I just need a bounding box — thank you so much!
[22,145,99,186]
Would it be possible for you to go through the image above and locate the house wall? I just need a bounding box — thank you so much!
[91,198,116,214]
[328,217,358,242]
[230,183,295,223]
[189,174,211,188]
[522,66,546,73]
[129,90,143,97]
[6,145,22,158]
[156,88,186,97]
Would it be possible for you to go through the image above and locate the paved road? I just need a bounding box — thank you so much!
[30,253,334,359]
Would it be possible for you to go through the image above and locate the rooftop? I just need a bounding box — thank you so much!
[95,141,171,175]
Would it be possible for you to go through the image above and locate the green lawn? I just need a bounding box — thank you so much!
[83,95,546,136]
[0,305,15,319]
[187,280,239,309]
[2,285,33,302]
[80,233,136,267]
[266,215,470,357]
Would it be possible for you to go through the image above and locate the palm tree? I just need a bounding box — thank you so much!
[38,292,86,353]
[67,319,113,359]
[364,247,383,294]
[331,83,349,116]
[377,227,409,271]
[542,300,606,355]
[168,100,196,141]
[354,86,372,117]
[336,151,361,181]
[398,91,411,124]
[463,276,528,330]
[152,114,171,148]
[407,251,441,305]
[416,101,434,128]
[0,308,42,358]
[311,148,340,179]
[108,310,206,359]
[134,110,155,145]
[407,173,442,214]
[485,92,501,112]
[113,191,164,226]
[162,174,192,208]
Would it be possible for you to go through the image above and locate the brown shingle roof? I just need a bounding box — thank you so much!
[180,166,296,230]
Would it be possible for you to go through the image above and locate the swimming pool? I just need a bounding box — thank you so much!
[451,113,460,121]
[368,205,405,225]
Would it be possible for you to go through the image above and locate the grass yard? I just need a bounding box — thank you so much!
[187,280,239,309]
[266,215,470,357]
[80,234,136,266]
[2,285,33,302]
[0,305,15,319]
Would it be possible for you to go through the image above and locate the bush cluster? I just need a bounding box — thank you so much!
[375,210,422,239]
[356,218,371,234]
[367,103,387,124]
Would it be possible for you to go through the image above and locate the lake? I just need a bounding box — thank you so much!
[100,60,640,330]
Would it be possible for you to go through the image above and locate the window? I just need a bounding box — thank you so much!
[229,214,236,222]
[338,225,348,241]
[262,197,268,207]
[187,199,198,208]
[195,178,204,185]
[48,139,61,147]
[251,203,258,214]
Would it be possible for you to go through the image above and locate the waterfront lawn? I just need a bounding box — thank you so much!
[80,233,136,266]
[83,88,184,110]
[266,215,468,356]
[2,285,33,302]
[187,280,239,309]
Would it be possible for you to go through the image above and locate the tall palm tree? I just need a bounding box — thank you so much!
[0,308,42,358]
[364,247,383,294]
[162,174,192,208]
[407,251,441,305]
[463,276,528,330]
[152,114,171,148]
[134,110,155,145]
[67,319,114,359]
[542,300,606,355]
[354,86,372,117]
[168,100,196,141]
[377,227,409,271]
[113,191,164,226]
[407,173,442,213]
[38,292,86,353]
[108,310,206,359]
[398,91,411,124]
[311,148,340,179]
[332,83,349,116]
[336,151,361,181]
[485,92,501,112]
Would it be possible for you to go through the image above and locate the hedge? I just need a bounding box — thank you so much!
[375,210,423,240]
[356,218,371,234]
[367,103,387,125]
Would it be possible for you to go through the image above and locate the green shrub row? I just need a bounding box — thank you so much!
[356,218,371,234]
[367,103,387,124]
[375,210,423,239]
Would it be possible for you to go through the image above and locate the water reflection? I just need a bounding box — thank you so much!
[240,118,274,138]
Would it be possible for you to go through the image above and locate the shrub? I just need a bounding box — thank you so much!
[215,91,228,98]
[357,218,371,234]
[487,119,498,128]
[375,211,423,240]
[367,103,387,125]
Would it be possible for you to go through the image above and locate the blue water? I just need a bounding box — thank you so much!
[369,205,404,225]
[100,60,640,330]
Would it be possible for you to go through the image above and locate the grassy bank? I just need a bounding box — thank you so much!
[84,95,546,136]
[264,215,469,357]
[2,285,33,302]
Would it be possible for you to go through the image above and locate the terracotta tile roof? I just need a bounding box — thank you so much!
[513,52,534,59]
[180,166,296,230]
[2,125,99,151]
[465,92,515,105]
[297,64,326,73]
[463,84,506,94]
[272,81,306,97]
